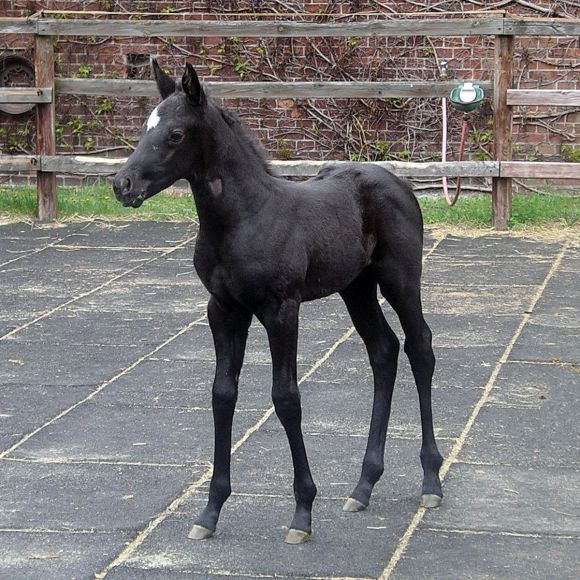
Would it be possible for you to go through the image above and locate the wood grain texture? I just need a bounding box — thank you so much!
[0,18,37,34]
[56,78,494,99]
[39,156,500,178]
[507,89,580,107]
[37,17,505,38]
[0,155,39,172]
[3,15,579,37]
[492,35,514,231]
[6,157,575,181]
[34,35,57,221]
[503,17,580,37]
[501,162,580,179]
[0,87,53,104]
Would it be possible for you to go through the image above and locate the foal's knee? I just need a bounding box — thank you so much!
[212,381,237,412]
[272,387,301,423]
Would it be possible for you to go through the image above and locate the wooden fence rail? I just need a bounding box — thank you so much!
[56,79,495,99]
[0,87,53,104]
[0,155,500,178]
[1,12,579,228]
[506,89,580,107]
[1,14,579,37]
[2,16,506,37]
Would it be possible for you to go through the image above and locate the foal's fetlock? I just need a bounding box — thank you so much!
[295,479,317,505]
[286,505,313,545]
[189,491,228,540]
[421,448,443,478]
[343,459,382,512]
[420,450,443,473]
[364,459,385,486]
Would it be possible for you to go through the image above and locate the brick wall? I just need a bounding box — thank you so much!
[1,0,578,186]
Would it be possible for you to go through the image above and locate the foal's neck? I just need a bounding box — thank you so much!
[190,105,276,230]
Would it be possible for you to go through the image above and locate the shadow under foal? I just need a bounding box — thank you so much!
[113,61,443,544]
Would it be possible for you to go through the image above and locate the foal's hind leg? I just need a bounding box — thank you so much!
[340,271,400,512]
[378,265,443,508]
[189,296,252,540]
[258,299,317,544]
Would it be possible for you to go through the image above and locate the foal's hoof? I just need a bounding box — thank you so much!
[284,528,311,544]
[342,497,367,512]
[188,524,214,540]
[421,494,443,509]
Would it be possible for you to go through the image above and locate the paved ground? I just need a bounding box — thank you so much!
[0,220,578,580]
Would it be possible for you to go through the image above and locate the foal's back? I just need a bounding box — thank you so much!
[272,163,423,302]
[301,164,422,249]
[300,162,422,241]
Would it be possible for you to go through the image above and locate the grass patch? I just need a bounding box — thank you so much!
[420,193,579,229]
[1,185,579,229]
[510,193,580,228]
[0,185,197,221]
[420,195,493,227]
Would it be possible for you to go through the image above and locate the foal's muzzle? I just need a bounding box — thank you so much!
[113,173,144,208]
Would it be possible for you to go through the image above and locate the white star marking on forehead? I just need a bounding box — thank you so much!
[146,106,161,131]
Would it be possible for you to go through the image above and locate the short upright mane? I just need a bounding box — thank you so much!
[173,78,273,176]
[217,104,276,176]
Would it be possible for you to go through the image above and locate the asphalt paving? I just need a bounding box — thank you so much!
[0,220,578,579]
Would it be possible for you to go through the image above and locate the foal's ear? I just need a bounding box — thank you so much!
[151,59,175,100]
[182,63,206,106]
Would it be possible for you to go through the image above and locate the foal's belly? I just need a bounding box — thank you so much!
[195,216,371,306]
[199,251,366,307]
[300,247,369,301]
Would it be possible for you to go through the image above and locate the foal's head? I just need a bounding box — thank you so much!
[113,61,210,208]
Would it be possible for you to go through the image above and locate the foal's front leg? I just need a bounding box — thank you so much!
[189,296,252,540]
[260,299,317,544]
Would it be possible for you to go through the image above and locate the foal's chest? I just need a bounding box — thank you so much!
[194,238,276,307]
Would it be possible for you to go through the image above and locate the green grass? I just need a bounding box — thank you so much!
[419,196,493,228]
[1,185,579,229]
[0,185,197,221]
[419,193,580,229]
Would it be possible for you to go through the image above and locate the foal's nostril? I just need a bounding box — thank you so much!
[121,177,132,193]
[114,176,132,198]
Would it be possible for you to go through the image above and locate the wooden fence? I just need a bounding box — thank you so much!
[0,12,579,228]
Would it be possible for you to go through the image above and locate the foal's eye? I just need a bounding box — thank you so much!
[169,130,184,144]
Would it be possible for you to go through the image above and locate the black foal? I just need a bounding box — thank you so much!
[113,61,443,544]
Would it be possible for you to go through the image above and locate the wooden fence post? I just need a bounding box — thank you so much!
[34,34,57,221]
[492,34,514,230]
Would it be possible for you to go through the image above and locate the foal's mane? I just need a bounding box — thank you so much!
[217,104,276,176]
[174,78,274,176]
